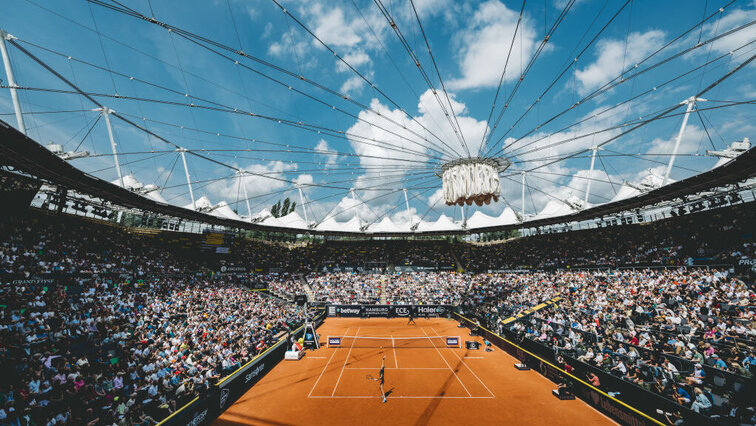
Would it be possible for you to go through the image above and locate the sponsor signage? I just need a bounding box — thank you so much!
[737,258,756,276]
[363,306,390,317]
[326,305,453,318]
[394,307,410,317]
[219,265,248,274]
[446,337,459,347]
[328,337,342,346]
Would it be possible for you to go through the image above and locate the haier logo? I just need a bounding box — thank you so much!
[418,306,438,314]
[395,307,410,316]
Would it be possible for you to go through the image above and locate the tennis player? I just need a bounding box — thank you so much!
[407,311,416,325]
[367,356,387,403]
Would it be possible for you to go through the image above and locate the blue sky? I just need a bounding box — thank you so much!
[1,0,754,225]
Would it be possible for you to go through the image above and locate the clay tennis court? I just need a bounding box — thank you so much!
[215,318,615,425]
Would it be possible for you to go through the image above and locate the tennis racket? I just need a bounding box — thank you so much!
[365,374,376,381]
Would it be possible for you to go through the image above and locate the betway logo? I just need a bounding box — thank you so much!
[339,307,361,315]
[245,363,266,383]
[395,307,410,316]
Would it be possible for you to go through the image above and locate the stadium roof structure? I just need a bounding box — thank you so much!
[2,118,755,236]
[0,1,755,236]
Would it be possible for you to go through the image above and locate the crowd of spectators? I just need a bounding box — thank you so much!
[307,272,383,304]
[0,276,305,426]
[0,215,194,277]
[265,273,304,300]
[314,240,456,270]
[381,272,468,305]
[464,268,755,423]
[304,272,469,305]
[1,199,754,424]
[458,202,754,271]
[0,213,306,425]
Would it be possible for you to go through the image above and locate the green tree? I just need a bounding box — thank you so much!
[270,198,297,218]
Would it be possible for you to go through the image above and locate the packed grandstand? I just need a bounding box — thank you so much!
[2,0,756,425]
[0,196,753,425]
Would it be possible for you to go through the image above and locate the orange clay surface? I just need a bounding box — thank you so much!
[215,317,616,426]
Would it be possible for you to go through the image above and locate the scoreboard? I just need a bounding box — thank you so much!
[201,231,233,254]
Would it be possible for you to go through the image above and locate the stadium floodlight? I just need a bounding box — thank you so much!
[59,150,90,160]
[440,157,510,206]
[47,142,89,160]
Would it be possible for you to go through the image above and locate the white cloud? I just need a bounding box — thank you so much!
[449,0,538,90]
[309,4,363,48]
[408,0,450,19]
[337,51,371,71]
[562,168,622,206]
[314,139,339,167]
[647,124,706,157]
[207,160,297,202]
[575,30,666,95]
[293,174,314,186]
[391,206,418,225]
[340,75,365,95]
[268,28,309,60]
[700,3,756,55]
[427,187,444,208]
[342,89,489,214]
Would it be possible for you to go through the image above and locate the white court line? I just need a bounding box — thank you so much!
[308,327,350,398]
[308,395,495,399]
[421,327,471,397]
[331,326,360,397]
[345,367,449,370]
[392,336,398,369]
[431,327,495,397]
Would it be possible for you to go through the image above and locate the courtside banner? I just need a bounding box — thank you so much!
[328,337,341,346]
[446,337,459,347]
[326,305,453,318]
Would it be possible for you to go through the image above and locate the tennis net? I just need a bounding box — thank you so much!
[326,335,460,348]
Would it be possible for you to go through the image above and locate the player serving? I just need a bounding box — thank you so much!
[366,356,387,403]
